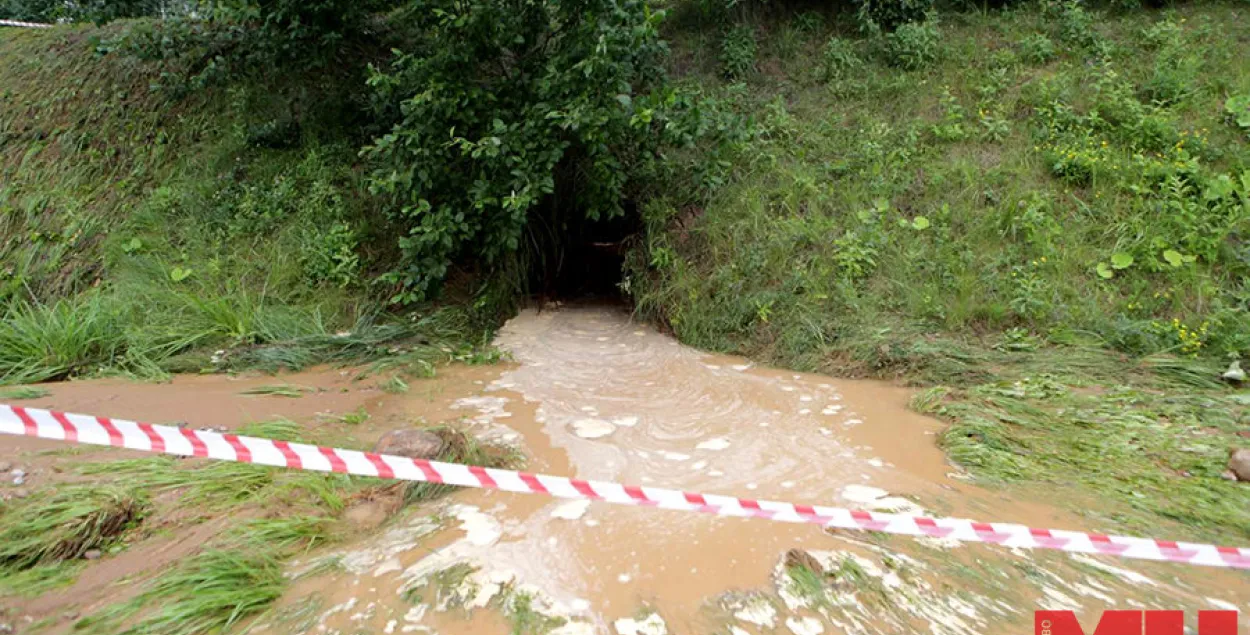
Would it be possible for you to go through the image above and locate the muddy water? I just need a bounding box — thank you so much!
[243,307,1249,635]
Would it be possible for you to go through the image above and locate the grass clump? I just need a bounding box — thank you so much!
[0,385,50,400]
[0,485,146,578]
[80,549,284,635]
[0,296,128,385]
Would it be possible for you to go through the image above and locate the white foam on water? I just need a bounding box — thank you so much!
[572,418,616,439]
[696,437,731,451]
[614,613,668,635]
[551,499,591,520]
[786,616,823,635]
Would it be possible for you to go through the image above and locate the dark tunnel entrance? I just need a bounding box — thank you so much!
[527,203,640,304]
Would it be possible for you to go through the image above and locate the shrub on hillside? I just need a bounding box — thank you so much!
[820,36,863,82]
[0,0,160,23]
[110,0,394,90]
[882,19,940,70]
[720,24,758,79]
[855,0,934,33]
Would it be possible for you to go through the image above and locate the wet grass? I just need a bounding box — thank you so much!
[503,591,567,635]
[0,485,146,569]
[916,372,1250,542]
[784,564,830,608]
[80,549,285,635]
[0,385,50,400]
[240,384,310,397]
[380,375,410,394]
[0,561,85,597]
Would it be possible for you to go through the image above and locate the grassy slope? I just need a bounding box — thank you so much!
[0,25,498,385]
[633,2,1250,541]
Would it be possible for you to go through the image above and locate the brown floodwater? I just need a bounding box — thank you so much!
[4,305,1248,635]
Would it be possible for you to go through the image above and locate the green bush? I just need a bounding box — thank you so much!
[1044,0,1102,51]
[721,24,758,80]
[820,37,863,82]
[111,0,395,90]
[362,0,670,304]
[1018,33,1056,64]
[855,0,934,33]
[882,19,940,70]
[0,0,160,23]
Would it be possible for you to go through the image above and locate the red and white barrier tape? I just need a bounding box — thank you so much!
[0,18,54,28]
[3,404,1248,570]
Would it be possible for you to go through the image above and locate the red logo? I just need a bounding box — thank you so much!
[1035,611,1240,635]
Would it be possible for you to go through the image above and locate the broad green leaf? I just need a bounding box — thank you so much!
[911,216,931,230]
[170,267,194,282]
[1110,252,1133,269]
[1096,262,1114,279]
[1162,250,1183,267]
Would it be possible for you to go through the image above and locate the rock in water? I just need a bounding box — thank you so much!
[784,548,824,576]
[373,430,445,459]
[1223,360,1246,383]
[1230,448,1250,482]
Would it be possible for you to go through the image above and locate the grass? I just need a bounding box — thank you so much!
[635,2,1250,376]
[240,384,309,397]
[503,591,567,635]
[380,375,410,394]
[0,296,128,385]
[0,561,85,597]
[80,549,285,635]
[0,385,50,400]
[0,485,146,569]
[918,372,1250,543]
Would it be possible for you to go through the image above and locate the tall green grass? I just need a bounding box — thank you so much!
[0,296,128,384]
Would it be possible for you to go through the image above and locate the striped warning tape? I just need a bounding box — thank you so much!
[0,18,54,28]
[2,403,1248,569]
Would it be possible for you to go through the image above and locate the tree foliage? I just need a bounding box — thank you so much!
[109,0,392,90]
[362,0,670,303]
[1,0,160,23]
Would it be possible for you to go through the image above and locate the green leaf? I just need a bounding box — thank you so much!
[911,216,931,230]
[1110,252,1133,270]
[121,237,143,254]
[170,267,194,282]
[1162,250,1183,267]
[1096,262,1114,279]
